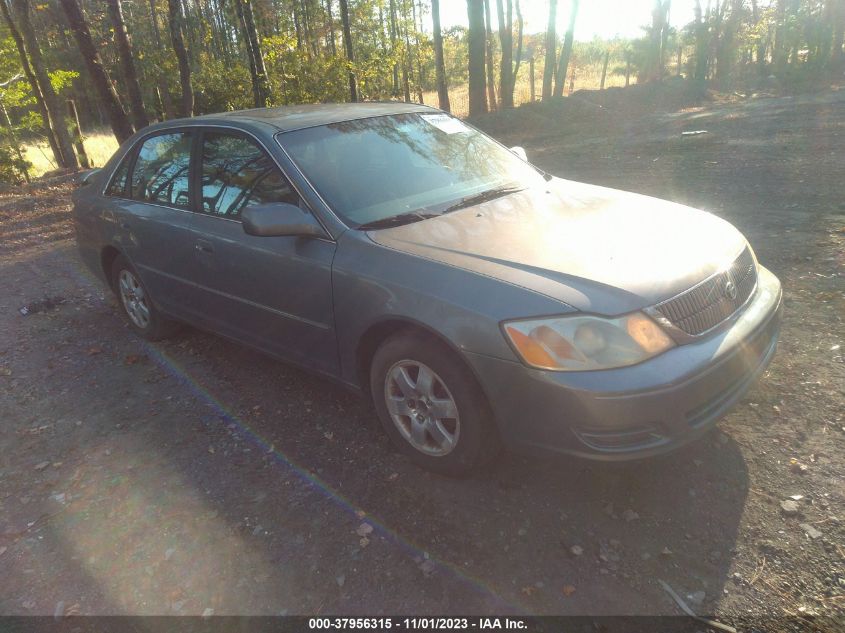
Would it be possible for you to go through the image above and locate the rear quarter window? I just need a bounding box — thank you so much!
[105,153,131,197]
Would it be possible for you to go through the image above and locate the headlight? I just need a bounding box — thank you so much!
[502,312,675,371]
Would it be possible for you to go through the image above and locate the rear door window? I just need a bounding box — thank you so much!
[200,131,298,219]
[129,132,192,209]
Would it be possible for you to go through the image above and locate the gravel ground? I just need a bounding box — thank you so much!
[0,86,842,630]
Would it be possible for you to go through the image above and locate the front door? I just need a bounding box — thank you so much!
[187,128,338,375]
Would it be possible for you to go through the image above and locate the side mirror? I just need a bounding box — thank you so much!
[510,146,528,161]
[241,203,326,238]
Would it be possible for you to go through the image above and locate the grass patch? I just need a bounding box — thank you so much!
[23,129,118,178]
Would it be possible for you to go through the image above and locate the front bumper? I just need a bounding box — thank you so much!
[465,265,783,460]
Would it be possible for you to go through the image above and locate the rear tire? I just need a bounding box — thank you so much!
[370,330,500,477]
[111,254,178,341]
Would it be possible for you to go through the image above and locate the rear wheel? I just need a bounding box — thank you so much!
[111,255,178,340]
[370,330,500,476]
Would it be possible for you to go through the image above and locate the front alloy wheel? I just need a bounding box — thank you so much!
[384,360,460,457]
[370,330,500,476]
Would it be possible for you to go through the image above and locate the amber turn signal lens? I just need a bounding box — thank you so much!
[625,313,674,354]
[505,326,559,369]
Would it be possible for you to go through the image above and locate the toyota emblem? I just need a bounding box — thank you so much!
[724,280,738,300]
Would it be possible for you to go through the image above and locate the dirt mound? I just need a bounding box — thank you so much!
[471,80,716,144]
[571,79,716,114]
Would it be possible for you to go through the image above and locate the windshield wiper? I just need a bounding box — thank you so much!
[356,211,439,231]
[443,185,525,213]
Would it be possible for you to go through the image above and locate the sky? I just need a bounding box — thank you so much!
[437,1,697,41]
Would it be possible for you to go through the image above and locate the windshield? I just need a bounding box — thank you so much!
[278,112,545,228]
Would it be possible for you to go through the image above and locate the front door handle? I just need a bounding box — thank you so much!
[195,239,214,253]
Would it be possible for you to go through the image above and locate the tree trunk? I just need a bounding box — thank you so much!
[431,0,450,112]
[542,0,558,100]
[398,1,412,102]
[693,0,709,80]
[243,1,271,106]
[401,0,422,103]
[389,0,400,96]
[645,0,671,82]
[413,0,425,104]
[600,49,610,88]
[338,0,358,102]
[1,101,30,182]
[325,0,337,55]
[553,0,579,97]
[58,0,133,144]
[0,0,62,165]
[483,0,497,111]
[106,0,148,130]
[234,0,270,107]
[529,56,535,101]
[233,0,261,107]
[66,99,90,169]
[511,0,524,100]
[496,0,514,108]
[832,0,845,68]
[750,0,768,72]
[773,0,788,71]
[149,0,163,47]
[467,0,487,116]
[11,0,78,167]
[167,0,194,117]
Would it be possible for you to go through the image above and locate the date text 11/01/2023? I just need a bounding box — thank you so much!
[308,618,528,630]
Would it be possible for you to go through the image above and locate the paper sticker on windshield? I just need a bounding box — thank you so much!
[421,113,469,135]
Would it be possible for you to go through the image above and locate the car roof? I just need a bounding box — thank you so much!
[187,102,438,132]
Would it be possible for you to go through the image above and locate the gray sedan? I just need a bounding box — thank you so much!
[72,103,782,476]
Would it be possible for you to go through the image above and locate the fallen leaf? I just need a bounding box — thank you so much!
[356,522,373,537]
[562,585,576,596]
[86,347,102,356]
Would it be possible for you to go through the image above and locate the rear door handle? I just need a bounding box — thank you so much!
[195,239,214,253]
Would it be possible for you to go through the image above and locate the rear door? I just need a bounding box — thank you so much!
[187,127,339,374]
[105,129,201,320]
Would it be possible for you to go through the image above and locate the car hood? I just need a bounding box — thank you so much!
[368,178,747,315]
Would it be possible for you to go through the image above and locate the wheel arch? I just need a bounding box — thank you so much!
[354,317,494,410]
[100,244,122,291]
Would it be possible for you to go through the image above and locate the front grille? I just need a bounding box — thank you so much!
[654,247,757,336]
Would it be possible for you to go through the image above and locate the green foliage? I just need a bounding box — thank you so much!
[0,142,30,184]
[48,69,79,94]
[193,58,254,112]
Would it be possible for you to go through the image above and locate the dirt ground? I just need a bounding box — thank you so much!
[0,85,843,628]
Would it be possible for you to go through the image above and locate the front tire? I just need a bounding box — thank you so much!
[111,254,177,341]
[370,330,500,477]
